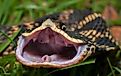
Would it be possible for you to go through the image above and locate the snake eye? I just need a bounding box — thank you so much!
[61,25,66,31]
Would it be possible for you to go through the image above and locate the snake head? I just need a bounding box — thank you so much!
[16,9,119,68]
[16,19,92,68]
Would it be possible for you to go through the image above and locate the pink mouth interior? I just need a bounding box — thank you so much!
[22,27,82,63]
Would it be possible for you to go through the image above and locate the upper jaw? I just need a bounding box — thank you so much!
[22,19,84,44]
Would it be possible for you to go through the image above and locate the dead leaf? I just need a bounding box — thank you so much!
[102,4,119,20]
[110,26,121,45]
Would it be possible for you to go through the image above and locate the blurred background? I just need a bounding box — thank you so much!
[0,0,121,76]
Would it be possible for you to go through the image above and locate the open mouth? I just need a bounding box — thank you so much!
[16,19,90,68]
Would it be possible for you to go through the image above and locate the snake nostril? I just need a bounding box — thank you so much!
[91,48,95,53]
[91,47,95,51]
[86,47,90,51]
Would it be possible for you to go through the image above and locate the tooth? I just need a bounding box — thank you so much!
[77,46,82,55]
[65,42,68,47]
[74,45,78,51]
[33,38,36,42]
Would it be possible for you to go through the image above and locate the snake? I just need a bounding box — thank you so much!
[0,9,120,68]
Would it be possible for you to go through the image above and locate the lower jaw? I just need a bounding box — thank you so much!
[16,37,88,68]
